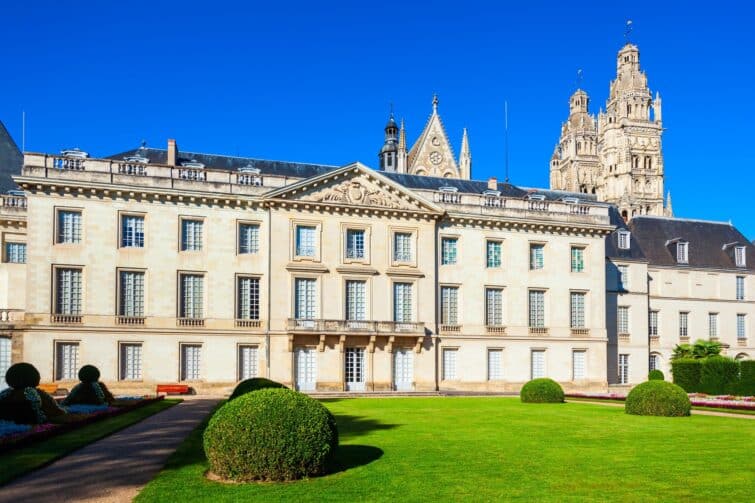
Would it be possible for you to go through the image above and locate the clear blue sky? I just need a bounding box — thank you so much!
[1,1,753,237]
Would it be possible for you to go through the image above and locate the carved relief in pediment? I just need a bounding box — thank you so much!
[301,176,419,210]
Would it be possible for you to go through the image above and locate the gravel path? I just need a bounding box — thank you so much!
[569,399,755,419]
[0,397,219,503]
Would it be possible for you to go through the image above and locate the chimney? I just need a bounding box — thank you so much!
[167,139,178,166]
[487,177,497,190]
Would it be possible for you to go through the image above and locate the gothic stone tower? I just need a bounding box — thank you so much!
[551,43,666,220]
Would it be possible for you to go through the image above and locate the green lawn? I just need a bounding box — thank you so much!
[136,397,754,502]
[0,399,180,486]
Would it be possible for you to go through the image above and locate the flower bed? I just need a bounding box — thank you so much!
[566,392,755,411]
[0,395,164,453]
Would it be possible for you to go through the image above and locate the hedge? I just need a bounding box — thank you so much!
[228,378,285,401]
[732,360,755,396]
[699,356,739,395]
[203,388,338,482]
[625,380,691,417]
[671,359,701,392]
[520,378,564,403]
[648,369,664,381]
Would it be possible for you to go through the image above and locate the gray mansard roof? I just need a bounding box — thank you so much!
[627,216,754,271]
[605,206,647,261]
[0,121,22,193]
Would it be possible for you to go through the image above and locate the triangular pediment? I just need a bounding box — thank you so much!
[265,162,442,214]
[407,111,459,178]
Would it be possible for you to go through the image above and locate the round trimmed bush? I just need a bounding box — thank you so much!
[648,369,665,381]
[5,362,41,389]
[228,377,285,401]
[78,365,101,383]
[204,388,338,482]
[520,378,564,403]
[625,380,690,417]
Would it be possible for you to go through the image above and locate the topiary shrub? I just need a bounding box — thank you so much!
[78,364,101,382]
[62,365,115,406]
[203,388,338,482]
[520,378,564,403]
[699,356,739,395]
[625,380,691,417]
[648,369,665,381]
[228,377,285,401]
[671,358,701,392]
[5,362,41,389]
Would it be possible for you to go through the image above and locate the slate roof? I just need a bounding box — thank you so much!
[605,206,647,261]
[0,121,22,193]
[628,216,754,271]
[107,147,338,179]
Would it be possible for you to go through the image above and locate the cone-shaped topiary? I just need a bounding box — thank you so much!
[648,369,665,381]
[5,362,41,389]
[78,364,101,383]
[625,380,691,417]
[228,377,285,401]
[520,378,564,403]
[204,388,338,482]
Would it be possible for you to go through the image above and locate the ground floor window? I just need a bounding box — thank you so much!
[0,338,10,390]
[572,350,586,380]
[238,345,258,380]
[531,350,545,379]
[442,348,458,380]
[119,343,142,381]
[487,349,503,381]
[180,344,202,381]
[649,353,660,372]
[618,354,629,384]
[55,341,79,380]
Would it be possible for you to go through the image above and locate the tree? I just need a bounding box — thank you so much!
[671,340,722,360]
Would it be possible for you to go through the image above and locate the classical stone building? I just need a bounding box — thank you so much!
[550,43,669,220]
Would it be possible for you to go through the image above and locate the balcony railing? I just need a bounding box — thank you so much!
[117,163,148,176]
[486,325,507,334]
[235,319,262,328]
[570,328,590,336]
[0,309,24,323]
[52,157,85,171]
[116,316,145,325]
[1,195,27,209]
[177,168,206,181]
[439,324,461,333]
[51,314,82,324]
[287,319,424,334]
[529,327,549,335]
[177,317,205,327]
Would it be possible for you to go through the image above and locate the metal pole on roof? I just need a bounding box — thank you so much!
[21,110,25,153]
[504,101,510,184]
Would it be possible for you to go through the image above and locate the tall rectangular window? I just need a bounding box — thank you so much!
[617,306,629,334]
[486,241,502,268]
[485,288,503,326]
[5,242,26,263]
[295,225,316,257]
[677,242,689,264]
[649,310,659,336]
[488,349,503,381]
[393,282,413,322]
[528,290,545,328]
[120,343,142,381]
[736,276,745,301]
[571,247,585,273]
[617,230,631,250]
[708,313,718,339]
[442,348,457,380]
[238,345,258,380]
[737,314,747,340]
[55,342,79,380]
[179,274,204,319]
[572,350,586,380]
[181,219,203,251]
[237,277,260,320]
[441,238,458,265]
[530,244,544,270]
[180,344,201,381]
[649,353,660,371]
[294,278,317,320]
[440,286,459,325]
[55,268,83,315]
[119,271,145,317]
[618,265,629,290]
[345,280,366,321]
[57,210,82,244]
[121,215,145,248]
[735,246,746,267]
[238,223,260,254]
[393,232,412,262]
[531,350,545,379]
[345,229,365,259]
[679,312,689,338]
[618,354,629,384]
[570,292,586,329]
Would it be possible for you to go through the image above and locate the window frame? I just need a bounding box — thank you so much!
[291,221,321,261]
[572,350,587,381]
[570,291,586,329]
[440,236,459,266]
[529,243,545,270]
[528,289,546,328]
[486,240,502,269]
[293,276,319,321]
[342,225,370,263]
[736,276,745,301]
[4,241,26,263]
[708,312,718,339]
[237,344,260,381]
[676,241,689,264]
[237,220,261,255]
[54,207,84,245]
[734,246,746,267]
[236,274,261,321]
[442,347,459,381]
[570,246,585,273]
[679,311,689,338]
[179,342,203,382]
[392,280,415,323]
[116,268,146,318]
[118,341,143,381]
[617,306,630,335]
[53,265,84,316]
[179,216,205,252]
[119,211,146,249]
[737,314,747,340]
[618,353,630,385]
[177,271,205,320]
[617,230,631,250]
[531,349,546,379]
[485,287,504,327]
[487,348,503,381]
[649,310,659,337]
[54,340,80,381]
[390,227,417,266]
[344,278,368,322]
[440,285,460,325]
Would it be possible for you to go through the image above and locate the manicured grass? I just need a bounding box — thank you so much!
[0,399,180,486]
[567,397,755,416]
[136,397,755,502]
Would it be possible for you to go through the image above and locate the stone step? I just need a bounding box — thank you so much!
[306,391,518,399]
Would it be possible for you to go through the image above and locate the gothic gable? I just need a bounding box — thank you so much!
[407,107,459,179]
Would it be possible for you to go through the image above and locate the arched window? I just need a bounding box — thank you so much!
[735,353,750,361]
[649,353,661,371]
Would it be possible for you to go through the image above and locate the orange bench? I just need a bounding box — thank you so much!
[156,384,191,395]
[38,383,58,394]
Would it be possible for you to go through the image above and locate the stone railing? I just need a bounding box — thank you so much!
[439,324,461,333]
[235,319,263,328]
[570,328,590,336]
[177,317,205,327]
[486,325,507,334]
[528,327,549,335]
[115,316,145,325]
[287,319,425,334]
[1,195,27,210]
[51,314,82,324]
[0,309,24,323]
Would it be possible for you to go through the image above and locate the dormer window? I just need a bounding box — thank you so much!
[617,230,631,250]
[677,241,689,264]
[735,246,746,267]
[562,197,579,204]
[483,189,501,197]
[527,194,546,201]
[123,155,149,164]
[238,165,261,174]
[61,148,89,159]
[439,186,458,193]
[181,160,205,169]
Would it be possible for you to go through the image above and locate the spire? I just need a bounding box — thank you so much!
[653,91,662,123]
[664,191,673,217]
[459,128,471,180]
[378,108,399,172]
[432,93,439,113]
[397,118,407,173]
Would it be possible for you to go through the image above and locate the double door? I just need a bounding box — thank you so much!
[345,347,366,391]
[394,348,414,391]
[295,347,317,391]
